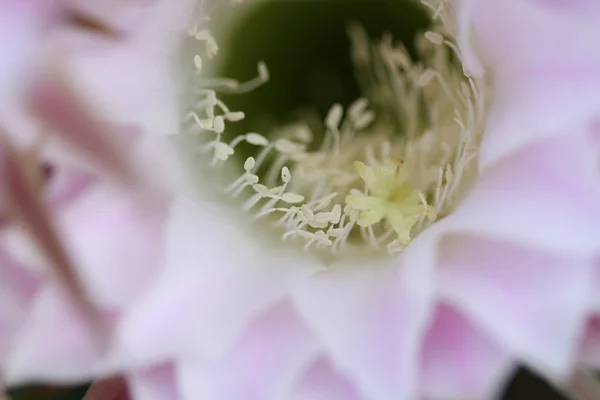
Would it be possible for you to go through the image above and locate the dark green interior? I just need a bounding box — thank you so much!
[210,0,430,133]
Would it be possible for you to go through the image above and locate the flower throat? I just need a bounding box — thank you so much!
[182,1,485,255]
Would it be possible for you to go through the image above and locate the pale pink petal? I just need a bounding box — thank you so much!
[437,234,594,379]
[0,159,95,274]
[480,86,600,170]
[57,0,198,137]
[529,0,600,10]
[0,0,60,107]
[127,363,179,400]
[4,283,108,384]
[454,132,600,256]
[2,136,95,321]
[290,357,362,400]
[28,75,146,188]
[65,0,155,36]
[47,167,95,208]
[0,252,40,359]
[57,181,167,308]
[469,0,600,75]
[176,301,319,400]
[419,303,515,400]
[117,198,319,365]
[469,0,600,168]
[292,229,437,400]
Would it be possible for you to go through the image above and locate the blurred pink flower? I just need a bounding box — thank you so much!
[0,0,185,331]
[3,1,600,400]
[0,0,191,394]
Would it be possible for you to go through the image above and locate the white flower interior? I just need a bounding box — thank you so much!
[182,0,486,255]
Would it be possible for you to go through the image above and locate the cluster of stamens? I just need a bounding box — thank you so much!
[183,0,485,255]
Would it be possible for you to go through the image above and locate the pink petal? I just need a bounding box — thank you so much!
[0,0,60,107]
[292,229,438,400]
[480,84,600,170]
[47,167,95,208]
[290,357,362,400]
[454,132,600,256]
[419,303,515,400]
[470,0,600,168]
[469,0,600,74]
[127,363,179,400]
[117,198,319,366]
[0,252,40,359]
[2,137,96,322]
[57,181,167,308]
[437,234,594,379]
[65,0,155,36]
[27,74,165,195]
[4,283,109,384]
[176,301,319,400]
[58,0,197,136]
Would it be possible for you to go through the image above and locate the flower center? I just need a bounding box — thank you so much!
[181,0,486,255]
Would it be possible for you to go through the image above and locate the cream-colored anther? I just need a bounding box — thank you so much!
[244,157,256,172]
[214,142,234,160]
[213,116,225,133]
[281,167,291,183]
[326,104,343,129]
[424,31,444,45]
[281,192,305,204]
[246,133,269,146]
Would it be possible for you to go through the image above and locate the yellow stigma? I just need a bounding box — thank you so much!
[345,159,436,248]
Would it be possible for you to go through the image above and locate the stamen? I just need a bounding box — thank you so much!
[183,5,485,255]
